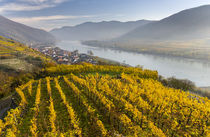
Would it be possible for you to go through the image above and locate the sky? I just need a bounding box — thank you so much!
[0,0,210,31]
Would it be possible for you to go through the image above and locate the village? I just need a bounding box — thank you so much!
[35,46,97,64]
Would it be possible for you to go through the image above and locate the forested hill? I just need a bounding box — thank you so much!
[0,64,209,137]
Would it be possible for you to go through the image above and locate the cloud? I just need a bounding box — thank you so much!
[17,0,68,4]
[0,3,54,12]
[0,0,69,13]
[9,15,95,31]
[10,15,94,23]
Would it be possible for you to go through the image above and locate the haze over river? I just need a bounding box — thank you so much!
[57,41,210,87]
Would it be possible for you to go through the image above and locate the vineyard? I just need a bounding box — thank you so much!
[0,36,56,98]
[0,64,209,137]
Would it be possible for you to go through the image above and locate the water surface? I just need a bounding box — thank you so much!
[57,41,210,87]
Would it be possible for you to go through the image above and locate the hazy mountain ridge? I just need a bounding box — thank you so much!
[0,15,56,47]
[50,20,154,41]
[83,5,210,61]
[118,5,210,41]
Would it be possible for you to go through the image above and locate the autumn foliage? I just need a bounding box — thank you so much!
[0,64,209,136]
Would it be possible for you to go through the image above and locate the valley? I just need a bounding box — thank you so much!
[0,2,210,137]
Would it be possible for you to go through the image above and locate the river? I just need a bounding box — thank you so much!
[57,40,210,87]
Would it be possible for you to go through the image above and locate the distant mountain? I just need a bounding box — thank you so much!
[50,20,153,41]
[118,5,210,42]
[83,5,210,61]
[0,15,56,47]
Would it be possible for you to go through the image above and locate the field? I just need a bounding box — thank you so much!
[0,59,35,72]
[0,64,209,137]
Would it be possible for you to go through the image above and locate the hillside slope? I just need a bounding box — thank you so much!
[0,64,209,137]
[0,15,56,47]
[0,36,55,98]
[50,20,153,41]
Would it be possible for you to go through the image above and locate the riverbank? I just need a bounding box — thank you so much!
[82,41,210,64]
[36,46,125,66]
[92,56,129,66]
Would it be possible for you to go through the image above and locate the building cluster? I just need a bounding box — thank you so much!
[35,46,97,64]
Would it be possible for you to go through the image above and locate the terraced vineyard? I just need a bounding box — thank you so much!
[0,64,209,137]
[0,36,56,98]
